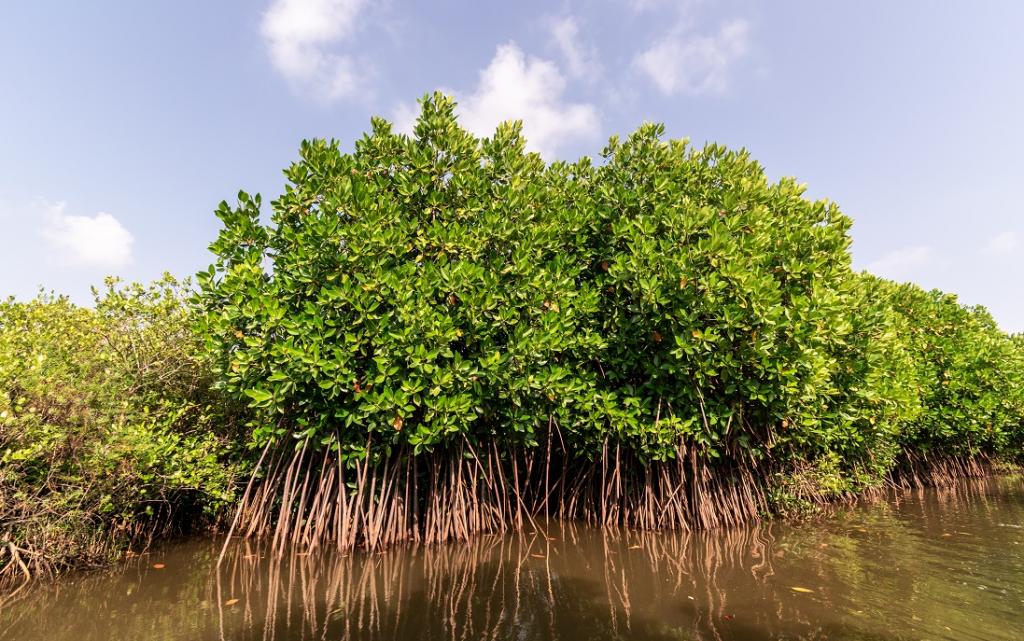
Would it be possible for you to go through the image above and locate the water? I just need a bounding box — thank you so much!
[3,477,1023,641]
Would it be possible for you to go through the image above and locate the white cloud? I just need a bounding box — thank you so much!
[41,202,133,268]
[635,19,750,95]
[547,16,602,82]
[390,101,418,137]
[866,246,932,281]
[261,0,368,101]
[391,43,599,157]
[984,231,1019,256]
[452,43,599,158]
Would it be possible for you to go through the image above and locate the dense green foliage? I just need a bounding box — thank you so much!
[199,93,1024,487]
[198,103,603,459]
[4,94,1024,583]
[887,282,1024,454]
[0,277,243,582]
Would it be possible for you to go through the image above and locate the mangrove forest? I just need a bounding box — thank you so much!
[2,94,1023,592]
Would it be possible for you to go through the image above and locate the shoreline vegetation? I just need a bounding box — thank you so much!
[2,94,1023,591]
[6,476,1020,641]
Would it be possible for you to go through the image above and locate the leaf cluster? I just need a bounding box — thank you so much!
[198,93,1024,479]
[0,276,245,576]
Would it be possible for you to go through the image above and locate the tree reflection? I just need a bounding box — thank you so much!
[2,477,1021,641]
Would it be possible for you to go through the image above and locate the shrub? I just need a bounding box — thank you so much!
[197,94,1024,550]
[198,95,867,468]
[581,125,854,462]
[0,276,244,586]
[197,95,604,460]
[880,281,1023,456]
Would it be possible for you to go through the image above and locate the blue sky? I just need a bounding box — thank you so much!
[2,1,1022,331]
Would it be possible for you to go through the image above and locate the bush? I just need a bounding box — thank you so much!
[199,94,872,465]
[194,94,1024,549]
[0,276,244,585]
[197,96,604,460]
[581,124,854,462]
[883,281,1023,456]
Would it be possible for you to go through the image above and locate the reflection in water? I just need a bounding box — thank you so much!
[2,477,1023,641]
[214,523,782,641]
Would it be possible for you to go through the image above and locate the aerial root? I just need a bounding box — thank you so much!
[223,435,770,553]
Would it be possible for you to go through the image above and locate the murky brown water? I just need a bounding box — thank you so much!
[2,477,1023,641]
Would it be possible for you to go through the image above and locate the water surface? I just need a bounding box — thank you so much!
[3,477,1023,641]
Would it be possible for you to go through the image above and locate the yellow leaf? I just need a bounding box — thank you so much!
[224,598,239,606]
[790,586,814,593]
